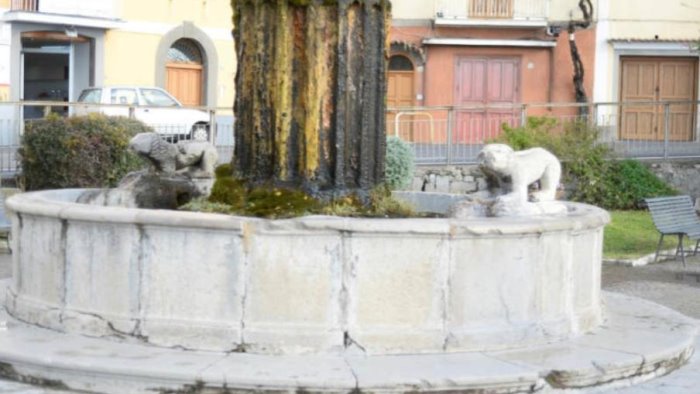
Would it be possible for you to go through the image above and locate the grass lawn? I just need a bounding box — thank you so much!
[604,210,687,260]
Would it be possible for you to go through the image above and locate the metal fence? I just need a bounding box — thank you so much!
[0,100,699,178]
[388,101,700,165]
[0,101,236,177]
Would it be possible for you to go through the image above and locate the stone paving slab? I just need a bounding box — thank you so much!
[0,291,693,394]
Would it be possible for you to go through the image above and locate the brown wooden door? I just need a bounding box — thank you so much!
[454,57,519,143]
[166,63,203,107]
[620,57,697,141]
[387,69,415,140]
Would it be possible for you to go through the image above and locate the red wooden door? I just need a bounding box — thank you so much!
[454,57,519,143]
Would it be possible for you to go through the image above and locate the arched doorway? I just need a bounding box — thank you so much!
[166,38,204,107]
[387,54,415,139]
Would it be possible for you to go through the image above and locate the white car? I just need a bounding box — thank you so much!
[76,86,210,141]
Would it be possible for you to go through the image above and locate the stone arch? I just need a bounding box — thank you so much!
[155,22,219,107]
[389,42,425,68]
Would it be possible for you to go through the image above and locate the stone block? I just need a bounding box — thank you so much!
[450,181,478,194]
[15,216,65,305]
[434,175,451,193]
[244,232,343,353]
[348,234,449,353]
[64,221,140,318]
[141,226,246,349]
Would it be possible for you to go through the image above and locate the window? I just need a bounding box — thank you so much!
[78,88,101,103]
[140,88,179,107]
[167,39,203,64]
[389,55,414,71]
[110,88,137,105]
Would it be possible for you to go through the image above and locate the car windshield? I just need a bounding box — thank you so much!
[78,89,101,103]
[110,88,138,105]
[140,89,180,107]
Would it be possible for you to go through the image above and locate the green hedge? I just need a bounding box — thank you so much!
[19,114,149,190]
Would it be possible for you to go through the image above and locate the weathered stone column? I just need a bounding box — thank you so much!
[231,0,390,197]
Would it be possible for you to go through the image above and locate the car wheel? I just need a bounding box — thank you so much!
[190,124,210,142]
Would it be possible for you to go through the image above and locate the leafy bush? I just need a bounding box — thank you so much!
[385,136,415,190]
[495,117,677,210]
[19,114,149,190]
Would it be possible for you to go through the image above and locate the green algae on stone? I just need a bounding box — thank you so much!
[231,0,391,199]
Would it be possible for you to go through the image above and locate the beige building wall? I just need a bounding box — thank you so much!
[593,0,700,104]
[104,0,235,108]
[391,0,433,20]
[608,0,700,39]
[548,0,598,22]
[120,0,233,30]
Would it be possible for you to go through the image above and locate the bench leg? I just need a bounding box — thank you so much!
[679,234,687,269]
[655,234,665,263]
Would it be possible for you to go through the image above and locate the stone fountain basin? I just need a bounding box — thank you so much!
[5,189,609,355]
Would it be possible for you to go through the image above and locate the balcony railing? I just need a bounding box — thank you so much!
[470,0,513,18]
[436,0,548,22]
[11,0,117,19]
[11,0,38,12]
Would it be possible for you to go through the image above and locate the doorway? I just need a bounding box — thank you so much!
[454,56,520,143]
[387,55,415,139]
[619,56,697,141]
[21,33,92,119]
[166,38,204,107]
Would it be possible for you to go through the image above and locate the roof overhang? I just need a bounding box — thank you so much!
[422,38,556,48]
[609,39,696,52]
[2,11,123,29]
[435,18,547,29]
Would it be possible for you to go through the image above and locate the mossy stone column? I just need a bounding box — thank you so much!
[232,0,390,197]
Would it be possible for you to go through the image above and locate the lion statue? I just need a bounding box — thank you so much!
[477,143,561,203]
[129,132,218,178]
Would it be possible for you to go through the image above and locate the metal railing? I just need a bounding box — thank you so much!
[0,101,236,177]
[0,100,698,178]
[436,0,548,20]
[387,101,700,165]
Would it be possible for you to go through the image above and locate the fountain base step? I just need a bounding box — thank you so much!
[0,291,695,394]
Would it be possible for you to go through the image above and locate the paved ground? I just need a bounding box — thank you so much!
[0,252,699,393]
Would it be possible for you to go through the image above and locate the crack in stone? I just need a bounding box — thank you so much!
[60,219,68,307]
[343,331,366,353]
[239,230,249,348]
[498,281,512,325]
[342,356,360,391]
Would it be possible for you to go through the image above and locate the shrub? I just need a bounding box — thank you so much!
[495,117,677,210]
[385,136,415,190]
[19,114,149,190]
[602,160,677,209]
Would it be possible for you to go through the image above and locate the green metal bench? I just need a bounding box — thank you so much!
[645,195,700,267]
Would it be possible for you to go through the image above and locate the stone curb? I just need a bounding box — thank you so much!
[604,249,680,267]
[0,291,694,394]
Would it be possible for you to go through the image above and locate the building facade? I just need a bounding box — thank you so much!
[387,0,598,142]
[1,0,235,113]
[593,0,700,142]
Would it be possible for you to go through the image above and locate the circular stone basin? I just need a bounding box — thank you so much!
[5,189,609,355]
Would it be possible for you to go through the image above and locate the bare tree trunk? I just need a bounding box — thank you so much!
[568,0,593,117]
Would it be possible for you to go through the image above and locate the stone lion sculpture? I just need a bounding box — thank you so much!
[129,132,218,178]
[477,143,561,203]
